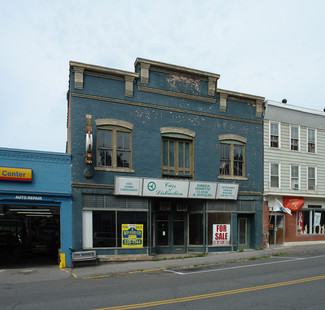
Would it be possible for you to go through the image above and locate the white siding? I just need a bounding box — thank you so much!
[264,119,325,197]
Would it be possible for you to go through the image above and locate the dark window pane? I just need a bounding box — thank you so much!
[179,142,184,168]
[93,211,116,247]
[169,141,174,167]
[117,131,130,150]
[117,151,130,168]
[189,214,203,245]
[163,140,168,166]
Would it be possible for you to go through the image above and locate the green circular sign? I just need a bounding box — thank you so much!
[147,181,156,191]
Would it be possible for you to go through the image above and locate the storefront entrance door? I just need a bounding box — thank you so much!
[238,215,251,249]
[155,213,186,254]
[269,214,284,245]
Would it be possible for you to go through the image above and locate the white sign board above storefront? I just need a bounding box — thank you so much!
[143,178,189,198]
[114,177,238,200]
[188,181,217,199]
[216,183,239,200]
[114,177,143,196]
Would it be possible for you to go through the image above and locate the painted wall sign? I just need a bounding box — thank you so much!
[143,178,189,198]
[0,167,32,182]
[114,177,142,196]
[216,183,238,200]
[188,181,217,199]
[213,224,231,245]
[121,224,143,247]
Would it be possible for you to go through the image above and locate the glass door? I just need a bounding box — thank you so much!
[269,214,284,245]
[156,214,169,246]
[155,212,186,254]
[238,217,247,246]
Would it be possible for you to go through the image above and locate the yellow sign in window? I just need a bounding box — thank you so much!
[121,224,143,247]
[0,167,32,182]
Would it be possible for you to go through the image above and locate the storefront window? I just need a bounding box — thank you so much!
[93,211,147,247]
[117,211,147,247]
[300,207,325,234]
[189,214,203,245]
[93,211,116,247]
[208,213,231,245]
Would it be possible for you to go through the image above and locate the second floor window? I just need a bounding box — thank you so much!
[270,122,279,148]
[161,128,195,179]
[290,126,299,151]
[308,129,316,153]
[96,119,133,171]
[219,135,246,178]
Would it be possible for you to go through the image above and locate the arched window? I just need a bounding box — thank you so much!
[95,119,133,172]
[161,127,195,179]
[219,134,246,179]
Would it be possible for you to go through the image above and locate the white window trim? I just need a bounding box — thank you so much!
[307,166,317,191]
[290,125,300,151]
[269,121,280,148]
[269,162,281,189]
[307,128,317,154]
[290,165,300,190]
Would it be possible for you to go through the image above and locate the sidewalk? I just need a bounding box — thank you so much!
[1,242,325,284]
[70,242,325,278]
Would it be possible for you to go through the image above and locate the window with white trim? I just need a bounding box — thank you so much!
[270,163,280,188]
[301,206,325,235]
[290,126,299,151]
[308,128,316,153]
[308,167,316,190]
[270,122,280,148]
[291,165,299,190]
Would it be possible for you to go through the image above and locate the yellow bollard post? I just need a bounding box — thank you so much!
[59,253,66,268]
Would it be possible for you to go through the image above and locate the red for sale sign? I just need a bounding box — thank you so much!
[213,224,231,245]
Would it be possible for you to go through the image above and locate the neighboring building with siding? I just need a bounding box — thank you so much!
[264,100,325,245]
[67,58,265,262]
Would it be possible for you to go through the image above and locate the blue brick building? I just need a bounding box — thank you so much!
[0,148,72,267]
[67,58,265,260]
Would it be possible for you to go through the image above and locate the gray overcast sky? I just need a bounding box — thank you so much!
[1,0,324,152]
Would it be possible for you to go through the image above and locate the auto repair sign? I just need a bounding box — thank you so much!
[213,224,231,246]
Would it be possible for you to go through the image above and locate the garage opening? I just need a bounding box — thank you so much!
[0,204,60,268]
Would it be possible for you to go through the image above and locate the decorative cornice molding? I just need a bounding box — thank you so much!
[0,149,71,164]
[135,58,220,80]
[71,92,263,125]
[138,85,216,104]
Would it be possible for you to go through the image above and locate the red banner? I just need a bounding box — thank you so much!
[283,197,305,212]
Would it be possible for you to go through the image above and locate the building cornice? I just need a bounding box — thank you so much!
[71,92,263,125]
[134,58,220,80]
